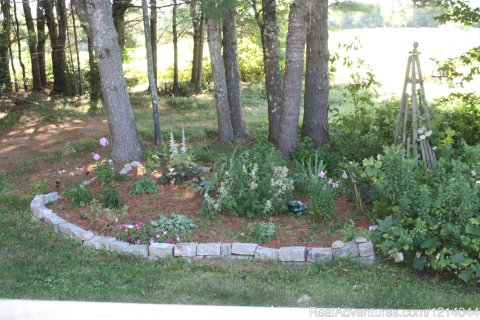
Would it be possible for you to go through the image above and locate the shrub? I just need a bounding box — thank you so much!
[202,143,293,218]
[248,221,276,242]
[130,177,159,195]
[64,185,93,209]
[366,145,480,284]
[100,184,123,209]
[97,161,116,186]
[149,213,197,240]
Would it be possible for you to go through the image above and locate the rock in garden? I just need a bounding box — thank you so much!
[119,168,128,175]
[306,247,333,262]
[221,243,232,256]
[197,243,221,256]
[297,294,311,304]
[123,163,133,171]
[393,252,404,263]
[44,192,60,203]
[368,225,378,232]
[32,207,53,219]
[355,236,368,244]
[43,214,66,232]
[332,241,359,259]
[255,246,279,260]
[83,236,116,251]
[279,246,306,262]
[231,243,258,256]
[174,243,198,257]
[358,241,375,257]
[149,243,174,258]
[130,161,141,167]
[109,240,130,254]
[123,244,148,258]
[331,240,345,249]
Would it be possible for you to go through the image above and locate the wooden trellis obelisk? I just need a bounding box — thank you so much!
[394,42,437,167]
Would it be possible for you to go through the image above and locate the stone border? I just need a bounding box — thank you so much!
[31,192,376,264]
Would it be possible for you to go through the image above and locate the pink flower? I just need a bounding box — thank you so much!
[127,236,132,241]
[93,153,101,161]
[156,234,160,239]
[163,231,168,236]
[167,238,173,243]
[176,236,180,242]
[99,137,109,147]
[150,240,154,245]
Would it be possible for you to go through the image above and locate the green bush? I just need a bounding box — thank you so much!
[202,142,293,218]
[100,184,123,209]
[97,161,116,186]
[248,221,276,242]
[64,185,93,209]
[149,213,197,240]
[130,177,159,195]
[367,145,480,284]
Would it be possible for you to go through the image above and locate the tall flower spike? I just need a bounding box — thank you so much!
[169,132,178,155]
[181,127,187,155]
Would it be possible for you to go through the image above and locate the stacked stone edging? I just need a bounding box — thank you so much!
[30,192,376,264]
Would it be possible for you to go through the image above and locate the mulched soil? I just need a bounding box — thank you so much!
[50,163,372,248]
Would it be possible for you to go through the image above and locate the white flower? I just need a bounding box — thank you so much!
[169,132,178,155]
[263,200,273,214]
[181,127,187,155]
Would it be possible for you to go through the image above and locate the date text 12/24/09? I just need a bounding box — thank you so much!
[308,308,480,318]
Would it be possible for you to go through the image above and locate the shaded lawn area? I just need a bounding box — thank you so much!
[0,195,479,308]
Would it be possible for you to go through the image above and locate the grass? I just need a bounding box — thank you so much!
[0,194,479,306]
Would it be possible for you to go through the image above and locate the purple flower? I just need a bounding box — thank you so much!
[163,230,168,236]
[150,240,154,245]
[99,137,109,147]
[328,178,334,185]
[107,159,113,164]
[93,153,101,161]
[318,171,326,179]
[127,236,132,241]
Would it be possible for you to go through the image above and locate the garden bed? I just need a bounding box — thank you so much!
[48,164,371,248]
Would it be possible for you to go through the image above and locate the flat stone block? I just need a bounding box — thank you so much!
[110,240,130,254]
[174,243,198,257]
[130,161,141,167]
[279,246,306,262]
[119,168,128,175]
[355,237,368,244]
[124,163,133,171]
[359,256,375,265]
[332,241,359,259]
[44,214,66,232]
[69,225,94,242]
[358,241,375,257]
[197,243,221,256]
[31,194,46,206]
[32,207,53,219]
[58,222,77,238]
[306,247,333,262]
[255,246,279,260]
[45,192,60,203]
[231,243,258,256]
[149,243,174,258]
[123,244,148,258]
[331,240,345,249]
[84,236,116,251]
[221,243,232,256]
[224,255,252,260]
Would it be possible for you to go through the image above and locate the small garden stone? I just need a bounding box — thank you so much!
[332,241,359,258]
[123,244,148,258]
[306,247,333,262]
[109,240,130,254]
[331,240,345,249]
[355,237,368,244]
[44,214,66,231]
[197,243,221,256]
[149,243,174,258]
[232,243,258,256]
[221,243,232,256]
[279,246,306,262]
[358,241,375,257]
[255,246,279,260]
[174,243,198,257]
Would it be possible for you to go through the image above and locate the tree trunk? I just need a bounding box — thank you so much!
[22,0,42,91]
[142,0,162,145]
[172,0,179,89]
[302,0,329,147]
[44,0,67,94]
[278,0,310,159]
[195,16,205,91]
[37,2,47,88]
[71,2,84,95]
[0,0,12,92]
[190,0,200,86]
[150,0,158,85]
[13,3,27,91]
[207,18,234,142]
[223,8,246,137]
[85,0,143,161]
[71,0,100,101]
[112,0,132,57]
[260,0,283,146]
[66,13,78,96]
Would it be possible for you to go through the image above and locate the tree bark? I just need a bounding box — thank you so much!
[195,16,205,91]
[13,3,27,91]
[260,0,283,146]
[278,0,310,159]
[22,0,42,91]
[43,0,68,94]
[66,12,78,96]
[71,0,100,100]
[172,0,179,89]
[223,8,246,137]
[150,0,158,85]
[142,0,162,145]
[0,0,12,92]
[112,0,132,57]
[190,0,200,88]
[71,1,84,95]
[207,18,234,142]
[302,0,329,147]
[85,0,143,161]
[37,2,47,88]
